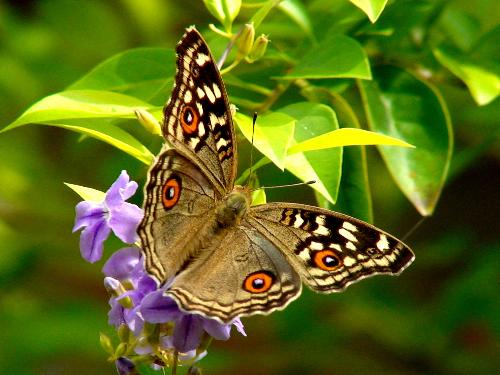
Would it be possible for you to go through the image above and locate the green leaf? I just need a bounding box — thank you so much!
[278,0,313,37]
[235,111,295,170]
[3,90,155,132]
[358,66,453,216]
[281,102,341,204]
[349,0,388,23]
[324,94,373,222]
[70,47,175,103]
[64,183,105,202]
[288,128,414,154]
[204,0,242,31]
[250,0,282,29]
[433,45,500,106]
[43,119,155,164]
[252,188,267,205]
[283,34,371,80]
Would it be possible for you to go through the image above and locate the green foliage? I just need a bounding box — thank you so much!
[0,0,498,374]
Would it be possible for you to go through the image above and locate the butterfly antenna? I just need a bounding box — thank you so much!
[253,180,316,192]
[247,112,257,186]
[402,216,427,242]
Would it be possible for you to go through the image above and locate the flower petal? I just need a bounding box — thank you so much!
[102,247,141,279]
[173,314,205,352]
[109,202,143,243]
[73,200,104,232]
[232,318,247,337]
[202,318,231,341]
[108,300,125,327]
[79,220,111,263]
[105,171,138,208]
[140,292,181,323]
[125,306,144,335]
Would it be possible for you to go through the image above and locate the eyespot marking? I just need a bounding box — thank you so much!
[162,175,181,210]
[313,249,343,271]
[180,105,199,134]
[243,271,275,293]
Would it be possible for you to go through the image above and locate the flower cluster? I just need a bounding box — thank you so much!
[73,171,245,373]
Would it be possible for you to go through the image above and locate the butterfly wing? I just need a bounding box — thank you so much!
[162,26,237,193]
[247,203,415,292]
[166,225,302,323]
[138,149,220,282]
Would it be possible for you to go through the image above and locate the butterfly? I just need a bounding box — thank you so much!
[138,27,415,324]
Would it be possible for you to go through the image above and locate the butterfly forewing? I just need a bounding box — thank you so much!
[247,203,415,292]
[162,27,237,193]
[138,149,220,282]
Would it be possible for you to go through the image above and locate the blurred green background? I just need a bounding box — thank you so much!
[0,0,498,374]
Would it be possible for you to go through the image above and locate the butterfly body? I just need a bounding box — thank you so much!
[138,27,414,324]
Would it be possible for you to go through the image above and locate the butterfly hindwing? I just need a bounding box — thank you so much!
[162,27,237,193]
[166,225,302,323]
[247,203,414,293]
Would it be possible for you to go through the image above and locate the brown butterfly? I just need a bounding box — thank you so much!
[138,27,414,323]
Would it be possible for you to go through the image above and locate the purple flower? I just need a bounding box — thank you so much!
[73,171,143,263]
[102,247,157,329]
[102,248,246,357]
[115,357,138,375]
[140,290,246,352]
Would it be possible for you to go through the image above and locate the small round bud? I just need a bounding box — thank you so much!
[135,109,162,136]
[99,332,114,355]
[247,34,269,63]
[236,23,255,58]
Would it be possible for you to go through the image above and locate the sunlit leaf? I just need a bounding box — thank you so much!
[3,90,155,132]
[283,34,371,80]
[252,188,267,205]
[41,119,155,164]
[323,94,373,222]
[235,111,295,170]
[349,0,388,23]
[64,183,105,202]
[434,46,499,106]
[204,0,242,31]
[281,102,341,204]
[358,66,453,216]
[288,128,414,154]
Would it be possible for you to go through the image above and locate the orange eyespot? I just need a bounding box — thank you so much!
[313,249,342,271]
[162,176,181,210]
[243,271,275,293]
[180,105,199,134]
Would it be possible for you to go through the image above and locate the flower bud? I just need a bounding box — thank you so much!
[104,277,134,308]
[134,109,162,136]
[115,342,128,357]
[247,34,269,63]
[100,332,114,355]
[104,277,125,296]
[236,23,255,58]
[118,324,131,343]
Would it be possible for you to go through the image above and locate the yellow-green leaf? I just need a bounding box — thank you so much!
[64,183,105,202]
[288,128,414,154]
